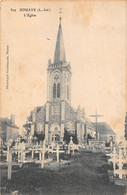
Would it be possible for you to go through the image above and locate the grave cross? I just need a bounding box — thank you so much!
[89,109,103,140]
[41,140,45,168]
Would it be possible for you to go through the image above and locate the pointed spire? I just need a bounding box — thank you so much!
[54,17,66,65]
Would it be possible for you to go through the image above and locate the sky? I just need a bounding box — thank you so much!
[1,0,126,139]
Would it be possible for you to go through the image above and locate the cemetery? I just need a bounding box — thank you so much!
[0,132,127,195]
[0,8,126,195]
[106,140,127,186]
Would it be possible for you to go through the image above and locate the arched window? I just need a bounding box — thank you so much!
[57,83,60,98]
[53,83,56,98]
[67,85,69,100]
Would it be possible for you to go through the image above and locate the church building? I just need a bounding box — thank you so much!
[28,17,96,145]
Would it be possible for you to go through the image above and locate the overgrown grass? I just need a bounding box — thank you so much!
[1,151,126,195]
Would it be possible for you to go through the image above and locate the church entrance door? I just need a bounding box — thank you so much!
[52,134,60,142]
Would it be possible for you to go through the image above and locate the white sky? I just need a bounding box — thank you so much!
[1,1,126,138]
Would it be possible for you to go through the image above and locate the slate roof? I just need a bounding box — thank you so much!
[85,117,95,130]
[92,122,116,135]
[54,17,66,65]
[36,106,43,113]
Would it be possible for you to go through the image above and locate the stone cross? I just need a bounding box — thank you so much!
[32,149,34,159]
[70,136,73,145]
[8,152,12,180]
[41,140,45,168]
[39,152,42,161]
[57,144,59,163]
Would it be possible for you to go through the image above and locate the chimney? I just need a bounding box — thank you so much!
[11,114,15,125]
[32,112,36,122]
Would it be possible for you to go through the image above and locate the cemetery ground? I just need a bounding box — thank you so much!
[1,151,126,195]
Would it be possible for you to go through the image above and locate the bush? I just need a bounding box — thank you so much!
[63,129,78,144]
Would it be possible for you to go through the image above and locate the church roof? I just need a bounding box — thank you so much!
[36,106,43,113]
[54,17,66,65]
[92,122,116,135]
[85,117,95,130]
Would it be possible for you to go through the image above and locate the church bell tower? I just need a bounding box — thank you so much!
[47,17,72,103]
[44,16,72,144]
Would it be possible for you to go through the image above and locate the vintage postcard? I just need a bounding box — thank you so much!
[0,0,127,195]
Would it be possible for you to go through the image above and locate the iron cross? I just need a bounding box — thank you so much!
[89,109,103,140]
[59,8,63,14]
[59,8,63,23]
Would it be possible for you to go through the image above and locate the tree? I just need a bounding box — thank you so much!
[63,128,70,144]
[34,132,45,142]
[72,132,78,144]
[63,128,78,144]
[23,123,31,135]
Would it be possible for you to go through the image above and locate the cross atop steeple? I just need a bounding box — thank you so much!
[59,8,62,14]
[59,8,62,24]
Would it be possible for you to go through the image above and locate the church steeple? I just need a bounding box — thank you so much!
[54,17,66,65]
[47,15,71,103]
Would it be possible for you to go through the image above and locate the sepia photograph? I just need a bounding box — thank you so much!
[0,0,127,194]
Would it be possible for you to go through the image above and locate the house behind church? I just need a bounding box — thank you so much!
[0,114,19,143]
[92,122,116,143]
